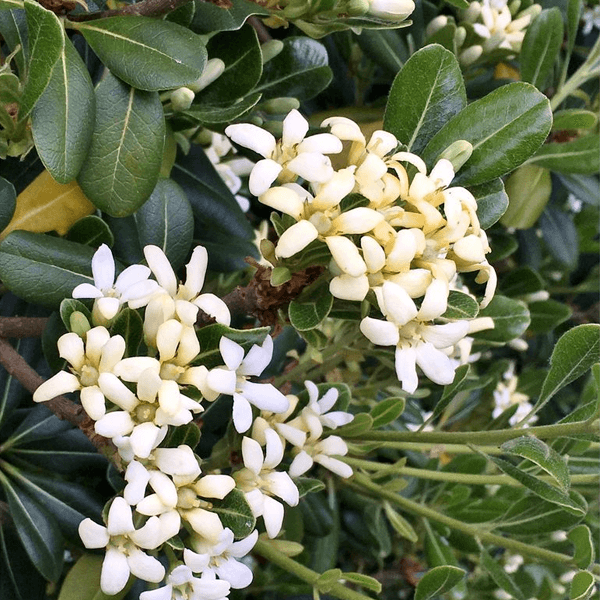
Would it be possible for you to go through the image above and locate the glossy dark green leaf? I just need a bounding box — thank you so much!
[557,174,599,207]
[253,37,332,101]
[57,553,117,600]
[484,454,585,516]
[211,488,255,539]
[78,73,165,217]
[76,16,206,91]
[569,571,595,600]
[133,178,193,271]
[480,548,525,600]
[540,207,578,268]
[422,82,552,186]
[566,0,582,53]
[520,8,563,89]
[487,230,519,262]
[0,472,64,581]
[527,135,600,174]
[472,295,530,343]
[181,92,261,126]
[66,215,115,248]
[501,266,544,297]
[0,176,16,232]
[189,0,269,34]
[415,565,466,600]
[288,280,333,332]
[471,178,508,229]
[198,25,262,104]
[0,231,95,308]
[533,324,600,414]
[384,44,466,153]
[528,299,572,334]
[20,0,64,117]
[568,525,595,570]
[0,9,28,75]
[370,396,405,428]
[442,290,479,319]
[162,421,201,450]
[31,37,94,183]
[501,436,570,490]
[110,308,143,357]
[552,109,598,131]
[354,29,407,75]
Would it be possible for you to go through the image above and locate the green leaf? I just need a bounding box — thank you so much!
[501,436,570,490]
[20,0,64,117]
[66,215,115,248]
[110,308,143,357]
[354,29,407,75]
[526,135,600,174]
[162,421,201,450]
[295,477,326,497]
[434,363,471,419]
[552,109,598,131]
[288,281,333,331]
[480,548,526,600]
[0,231,94,308]
[253,37,332,101]
[501,266,544,297]
[133,178,193,271]
[0,9,28,75]
[520,8,563,89]
[0,176,16,232]
[528,299,572,334]
[384,44,466,153]
[31,37,95,183]
[472,295,530,344]
[383,501,418,542]
[569,571,595,600]
[415,565,466,600]
[76,16,206,92]
[197,25,262,104]
[471,178,509,229]
[60,298,92,331]
[483,453,585,516]
[211,488,255,539]
[180,92,261,126]
[566,0,582,53]
[422,82,552,186]
[370,396,405,428]
[0,0,23,10]
[568,525,595,570]
[533,324,600,414]
[442,290,479,319]
[501,164,552,229]
[0,471,64,582]
[335,413,373,437]
[316,568,342,592]
[188,0,269,34]
[58,554,123,600]
[541,207,578,268]
[341,572,382,594]
[77,73,165,217]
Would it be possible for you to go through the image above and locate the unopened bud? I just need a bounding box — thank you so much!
[261,39,284,64]
[459,45,483,66]
[426,15,448,37]
[193,128,214,145]
[188,58,225,93]
[367,0,415,21]
[347,0,370,15]
[260,239,277,266]
[170,87,195,112]
[518,3,541,18]
[508,0,521,15]
[437,140,473,172]
[260,97,301,114]
[70,311,91,336]
[249,116,264,127]
[454,25,467,47]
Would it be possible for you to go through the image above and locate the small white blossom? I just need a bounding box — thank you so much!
[139,564,231,600]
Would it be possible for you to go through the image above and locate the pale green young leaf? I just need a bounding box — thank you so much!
[370,397,405,428]
[553,109,598,131]
[76,16,206,92]
[383,501,418,542]
[78,73,165,217]
[335,413,373,437]
[569,571,595,600]
[341,572,382,593]
[31,37,95,183]
[415,565,466,600]
[568,525,595,570]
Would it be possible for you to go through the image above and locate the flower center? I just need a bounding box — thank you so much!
[135,403,157,423]
[79,365,99,387]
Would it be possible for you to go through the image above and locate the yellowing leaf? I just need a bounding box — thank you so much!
[495,63,520,81]
[1,170,95,239]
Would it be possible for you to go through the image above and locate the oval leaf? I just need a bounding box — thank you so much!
[76,16,207,91]
[568,525,595,570]
[527,135,600,174]
[415,565,466,600]
[78,72,165,217]
[472,295,530,343]
[0,176,16,231]
[384,44,466,153]
[471,178,509,229]
[370,396,405,428]
[422,82,552,186]
[570,571,595,600]
[211,488,256,539]
[442,290,479,319]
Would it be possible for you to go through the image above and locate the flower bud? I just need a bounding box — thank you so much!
[436,140,473,172]
[70,311,91,336]
[188,58,225,93]
[454,25,467,47]
[170,87,195,112]
[459,45,483,66]
[261,39,285,64]
[260,97,301,115]
[367,0,415,21]
[426,15,448,37]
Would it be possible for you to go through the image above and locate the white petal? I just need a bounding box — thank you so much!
[249,159,283,197]
[98,372,138,411]
[359,317,399,346]
[421,321,470,349]
[361,236,386,273]
[260,186,305,220]
[242,436,264,475]
[233,394,253,433]
[149,470,178,507]
[239,335,272,377]
[321,411,353,429]
[130,422,164,459]
[229,529,259,557]
[317,435,348,455]
[136,494,166,516]
[92,244,115,291]
[275,220,319,259]
[261,496,284,538]
[185,246,208,297]
[98,335,126,373]
[78,518,108,548]
[33,371,80,403]
[194,474,236,499]
[282,109,309,147]
[140,585,173,600]
[329,274,369,301]
[183,548,210,573]
[286,153,333,184]
[326,236,367,277]
[114,357,160,382]
[415,342,457,386]
[220,337,245,371]
[194,294,231,326]
[127,548,165,583]
[240,381,289,413]
[129,516,164,549]
[225,124,276,158]
[215,557,254,589]
[381,281,418,327]
[289,451,313,477]
[296,133,343,155]
[332,207,384,234]
[84,326,111,365]
[314,455,354,478]
[190,577,231,600]
[395,346,419,394]
[276,423,307,447]
[78,386,105,421]
[207,367,237,395]
[101,548,130,595]
[156,319,184,362]
[144,245,178,296]
[96,297,121,321]
[265,471,299,506]
[72,283,102,299]
[115,264,151,291]
[124,460,150,505]
[263,428,284,469]
[321,116,365,144]
[417,279,449,321]
[94,411,135,438]
[185,507,223,544]
[153,445,200,478]
[107,497,134,535]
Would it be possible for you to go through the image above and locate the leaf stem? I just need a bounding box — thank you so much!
[253,538,376,600]
[349,441,506,454]
[345,420,597,445]
[343,456,599,487]
[349,473,576,566]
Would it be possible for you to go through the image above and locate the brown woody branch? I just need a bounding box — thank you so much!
[0,337,117,461]
[0,317,48,338]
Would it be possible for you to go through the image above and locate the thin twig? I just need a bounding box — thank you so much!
[0,317,48,338]
[248,16,272,43]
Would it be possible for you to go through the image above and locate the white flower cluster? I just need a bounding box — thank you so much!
[427,0,541,66]
[33,244,353,599]
[492,362,536,426]
[226,110,496,394]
